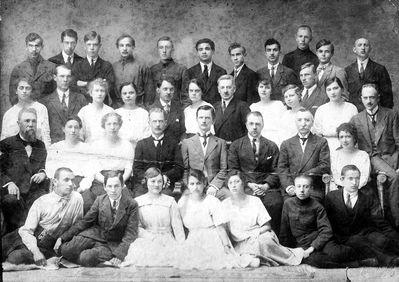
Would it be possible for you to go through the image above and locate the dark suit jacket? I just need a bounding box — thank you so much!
[350,107,399,157]
[187,62,227,104]
[317,64,349,100]
[48,52,84,66]
[181,134,227,189]
[40,90,87,143]
[345,59,393,111]
[60,193,138,260]
[214,97,250,143]
[278,133,330,199]
[133,135,184,187]
[256,64,299,101]
[230,64,258,104]
[325,189,396,242]
[300,86,329,116]
[72,57,116,105]
[0,134,47,195]
[228,135,280,188]
[148,99,185,141]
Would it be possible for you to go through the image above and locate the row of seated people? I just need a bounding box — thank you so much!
[2,165,399,269]
[8,25,394,117]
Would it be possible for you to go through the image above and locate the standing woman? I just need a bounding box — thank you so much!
[77,78,114,143]
[122,167,185,267]
[279,85,302,143]
[175,169,240,269]
[183,79,214,137]
[115,82,150,148]
[250,79,285,146]
[1,78,51,147]
[222,170,304,267]
[313,77,358,153]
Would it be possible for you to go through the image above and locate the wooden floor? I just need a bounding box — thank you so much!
[3,265,399,282]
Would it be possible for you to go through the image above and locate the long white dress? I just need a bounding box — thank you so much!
[222,196,303,266]
[250,101,286,147]
[122,194,185,267]
[174,195,240,269]
[115,107,151,146]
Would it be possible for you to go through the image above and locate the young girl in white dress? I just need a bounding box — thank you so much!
[279,85,303,144]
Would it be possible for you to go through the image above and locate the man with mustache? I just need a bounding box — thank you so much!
[0,108,49,234]
[350,84,399,228]
[113,34,153,107]
[9,33,56,104]
[228,111,282,233]
[345,38,393,112]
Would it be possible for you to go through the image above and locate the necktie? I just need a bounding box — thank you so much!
[270,65,275,79]
[252,138,257,155]
[164,104,170,114]
[67,56,72,66]
[91,58,95,68]
[154,138,163,160]
[203,65,209,82]
[199,133,209,147]
[29,58,39,75]
[302,89,309,101]
[111,200,117,220]
[234,68,238,79]
[300,137,307,145]
[222,100,227,113]
[359,62,364,79]
[61,93,68,112]
[368,112,377,127]
[345,193,352,209]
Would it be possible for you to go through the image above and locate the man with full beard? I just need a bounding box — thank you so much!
[0,108,48,234]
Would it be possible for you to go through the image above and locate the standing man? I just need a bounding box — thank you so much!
[9,33,56,104]
[40,65,87,143]
[278,109,330,202]
[214,75,250,145]
[181,105,230,200]
[282,25,318,76]
[187,38,227,104]
[2,168,83,266]
[345,38,393,111]
[350,84,399,227]
[0,108,48,233]
[150,36,189,106]
[48,29,84,67]
[257,38,299,101]
[72,31,116,106]
[113,34,153,107]
[228,111,282,233]
[228,42,258,104]
[299,62,328,115]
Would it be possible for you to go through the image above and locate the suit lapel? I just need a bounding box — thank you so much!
[375,108,387,144]
[363,59,374,82]
[101,196,114,227]
[359,111,373,146]
[298,134,317,171]
[222,98,236,122]
[192,135,205,157]
[204,136,217,161]
[273,65,283,85]
[68,92,78,114]
[112,196,128,227]
[243,136,256,164]
[49,93,67,123]
[319,64,333,87]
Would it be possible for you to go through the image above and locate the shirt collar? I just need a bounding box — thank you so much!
[87,56,98,63]
[357,57,369,68]
[344,189,358,199]
[304,84,317,93]
[367,106,379,116]
[62,51,74,63]
[57,88,70,98]
[267,62,279,70]
[317,62,331,70]
[298,132,310,139]
[200,61,213,71]
[222,96,234,106]
[109,195,122,207]
[248,134,260,142]
[234,63,245,73]
[199,130,212,137]
[152,134,164,141]
[52,191,72,202]
[160,99,171,107]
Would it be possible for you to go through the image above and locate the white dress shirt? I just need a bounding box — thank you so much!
[57,88,70,106]
[302,84,317,100]
[298,133,310,152]
[343,190,358,208]
[357,58,369,72]
[268,62,279,77]
[62,50,74,64]
[200,61,213,76]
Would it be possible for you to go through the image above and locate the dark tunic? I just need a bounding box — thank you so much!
[282,48,318,75]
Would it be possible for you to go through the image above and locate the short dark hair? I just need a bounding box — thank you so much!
[264,38,281,51]
[195,38,215,51]
[156,77,176,88]
[54,167,73,180]
[361,83,380,96]
[116,34,135,48]
[316,39,334,54]
[104,170,124,186]
[324,76,344,90]
[25,33,43,45]
[61,29,78,42]
[64,115,83,128]
[182,169,208,195]
[228,42,246,55]
[119,82,140,104]
[84,31,101,44]
[55,64,72,76]
[225,169,246,188]
[341,165,360,177]
[188,78,206,94]
[196,105,216,121]
[257,78,272,88]
[336,122,358,145]
[144,167,164,191]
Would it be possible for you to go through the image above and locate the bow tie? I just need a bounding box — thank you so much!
[317,65,327,71]
[21,139,33,147]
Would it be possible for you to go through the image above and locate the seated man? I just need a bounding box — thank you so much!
[350,83,399,228]
[133,108,184,197]
[278,109,330,202]
[325,165,399,266]
[148,78,185,141]
[228,111,282,233]
[59,171,138,267]
[181,105,229,201]
[9,32,55,104]
[214,75,250,145]
[280,174,378,268]
[1,108,48,233]
[2,167,83,266]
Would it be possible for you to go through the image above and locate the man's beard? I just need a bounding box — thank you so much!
[24,129,37,142]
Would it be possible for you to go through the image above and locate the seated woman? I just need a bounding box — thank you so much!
[174,169,240,269]
[222,170,303,267]
[1,78,51,147]
[279,84,302,144]
[77,78,114,143]
[82,112,134,213]
[121,167,185,267]
[115,82,150,148]
[313,77,357,153]
[250,79,285,146]
[183,79,214,138]
[46,116,95,192]
[330,123,371,192]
